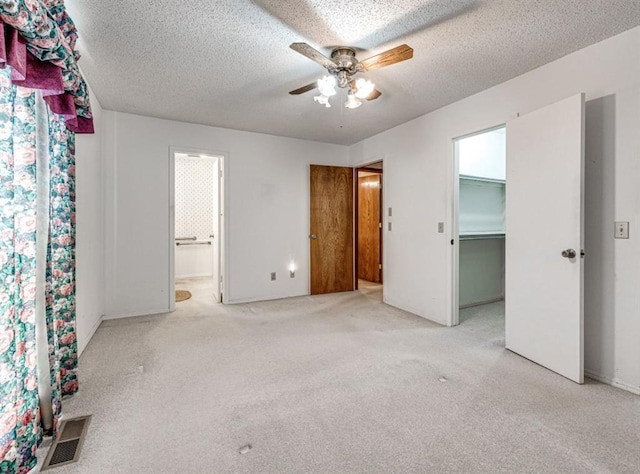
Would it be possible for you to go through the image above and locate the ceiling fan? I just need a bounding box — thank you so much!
[289,42,413,108]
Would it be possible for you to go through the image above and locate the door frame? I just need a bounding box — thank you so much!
[169,146,229,309]
[355,164,384,288]
[449,124,506,327]
[308,164,356,294]
[307,157,386,296]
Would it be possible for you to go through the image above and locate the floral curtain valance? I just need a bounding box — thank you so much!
[0,0,94,134]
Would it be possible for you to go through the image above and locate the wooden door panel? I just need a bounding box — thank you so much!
[310,165,354,295]
[358,175,382,283]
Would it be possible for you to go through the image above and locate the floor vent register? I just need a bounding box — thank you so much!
[41,415,92,470]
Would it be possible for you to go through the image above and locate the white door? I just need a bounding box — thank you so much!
[505,93,585,383]
[211,158,221,303]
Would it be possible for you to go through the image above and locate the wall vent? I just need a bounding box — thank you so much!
[41,415,91,470]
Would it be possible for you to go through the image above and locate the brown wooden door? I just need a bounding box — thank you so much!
[309,165,354,295]
[357,174,382,283]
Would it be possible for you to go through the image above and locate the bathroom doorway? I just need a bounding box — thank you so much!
[170,149,225,308]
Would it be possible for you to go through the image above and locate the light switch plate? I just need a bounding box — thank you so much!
[388,207,392,217]
[388,222,392,231]
[438,222,444,233]
[615,221,629,239]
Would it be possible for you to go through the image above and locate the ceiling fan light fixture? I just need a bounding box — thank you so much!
[345,91,362,109]
[314,94,332,107]
[354,78,375,99]
[317,75,337,97]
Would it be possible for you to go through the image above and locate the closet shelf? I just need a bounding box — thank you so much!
[459,232,505,241]
[459,175,505,184]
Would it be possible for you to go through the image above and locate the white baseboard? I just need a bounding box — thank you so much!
[103,307,172,320]
[228,292,308,305]
[584,369,640,395]
[383,297,447,326]
[460,297,504,309]
[78,315,104,357]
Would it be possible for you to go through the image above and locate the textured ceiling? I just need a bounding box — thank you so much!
[66,0,640,145]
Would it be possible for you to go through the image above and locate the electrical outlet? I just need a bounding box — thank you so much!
[615,221,629,239]
[388,222,392,231]
[271,272,276,281]
[388,207,392,217]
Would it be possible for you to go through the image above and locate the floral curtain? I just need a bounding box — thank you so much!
[0,0,94,133]
[0,67,79,473]
[0,1,86,470]
[0,68,42,474]
[45,111,77,432]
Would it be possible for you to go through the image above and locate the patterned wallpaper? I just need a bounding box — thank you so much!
[175,157,215,241]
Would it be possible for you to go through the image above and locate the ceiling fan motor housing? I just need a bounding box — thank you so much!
[331,47,358,69]
[330,47,359,87]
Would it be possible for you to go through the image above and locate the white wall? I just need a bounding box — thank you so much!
[350,27,640,393]
[458,128,506,180]
[75,87,105,355]
[103,113,349,317]
[458,179,505,234]
[459,239,504,308]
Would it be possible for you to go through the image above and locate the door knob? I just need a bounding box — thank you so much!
[309,234,318,240]
[561,249,576,259]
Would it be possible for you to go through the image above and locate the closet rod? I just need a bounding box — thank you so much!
[459,234,505,241]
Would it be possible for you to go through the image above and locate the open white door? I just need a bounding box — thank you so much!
[505,93,585,383]
[211,158,221,303]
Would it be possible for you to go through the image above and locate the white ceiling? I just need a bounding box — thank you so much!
[66,1,640,145]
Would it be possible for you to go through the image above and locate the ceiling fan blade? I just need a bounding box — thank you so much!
[359,44,413,71]
[290,43,336,70]
[366,89,382,101]
[289,81,317,95]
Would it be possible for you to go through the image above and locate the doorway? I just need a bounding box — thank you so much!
[450,94,585,384]
[170,149,225,308]
[309,165,354,295]
[452,127,506,328]
[356,161,383,290]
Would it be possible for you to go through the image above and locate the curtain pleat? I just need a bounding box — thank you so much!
[0,67,42,474]
[34,91,53,434]
[45,111,77,435]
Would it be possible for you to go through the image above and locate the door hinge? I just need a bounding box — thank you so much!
[378,264,382,270]
[378,222,382,228]
[219,169,223,178]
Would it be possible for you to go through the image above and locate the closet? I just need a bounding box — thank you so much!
[457,127,506,309]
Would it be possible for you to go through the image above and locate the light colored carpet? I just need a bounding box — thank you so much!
[37,280,640,473]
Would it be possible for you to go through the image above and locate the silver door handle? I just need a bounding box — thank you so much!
[309,234,317,240]
[561,249,576,259]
